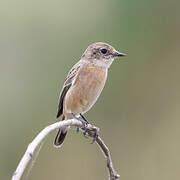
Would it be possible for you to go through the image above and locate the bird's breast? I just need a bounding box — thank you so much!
[64,64,107,115]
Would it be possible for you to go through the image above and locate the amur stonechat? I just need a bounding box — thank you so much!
[54,42,126,147]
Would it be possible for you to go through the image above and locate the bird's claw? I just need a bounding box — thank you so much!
[83,129,88,138]
[71,113,95,140]
[91,129,98,144]
[80,119,89,138]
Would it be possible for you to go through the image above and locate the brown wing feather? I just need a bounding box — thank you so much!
[56,62,81,118]
[56,84,71,118]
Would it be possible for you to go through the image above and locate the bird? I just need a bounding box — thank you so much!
[54,42,126,147]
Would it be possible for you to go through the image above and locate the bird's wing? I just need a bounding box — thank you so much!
[56,62,81,118]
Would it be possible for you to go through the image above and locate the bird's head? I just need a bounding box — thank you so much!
[81,42,126,68]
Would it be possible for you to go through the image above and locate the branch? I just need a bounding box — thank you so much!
[96,137,120,180]
[12,119,120,180]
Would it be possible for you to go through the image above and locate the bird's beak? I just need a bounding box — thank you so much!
[113,51,126,57]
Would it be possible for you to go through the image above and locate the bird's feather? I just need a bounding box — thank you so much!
[56,62,81,118]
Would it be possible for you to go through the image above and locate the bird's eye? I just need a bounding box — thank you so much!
[100,48,107,54]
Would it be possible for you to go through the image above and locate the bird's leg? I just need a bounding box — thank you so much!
[71,113,88,137]
[80,113,89,124]
[80,113,90,136]
[80,113,98,143]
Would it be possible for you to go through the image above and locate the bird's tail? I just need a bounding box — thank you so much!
[54,116,68,148]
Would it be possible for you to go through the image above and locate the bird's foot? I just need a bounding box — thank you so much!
[91,128,98,144]
[71,113,98,141]
[80,113,89,137]
[80,118,89,138]
[71,113,89,137]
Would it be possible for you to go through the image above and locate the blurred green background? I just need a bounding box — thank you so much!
[1,0,180,179]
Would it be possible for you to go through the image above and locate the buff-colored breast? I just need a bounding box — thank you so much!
[63,64,107,117]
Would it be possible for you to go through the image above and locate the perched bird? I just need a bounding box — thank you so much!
[54,42,126,147]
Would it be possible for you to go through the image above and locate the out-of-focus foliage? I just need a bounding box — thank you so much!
[1,0,180,179]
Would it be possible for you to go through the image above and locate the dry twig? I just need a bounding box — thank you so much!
[12,119,120,180]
